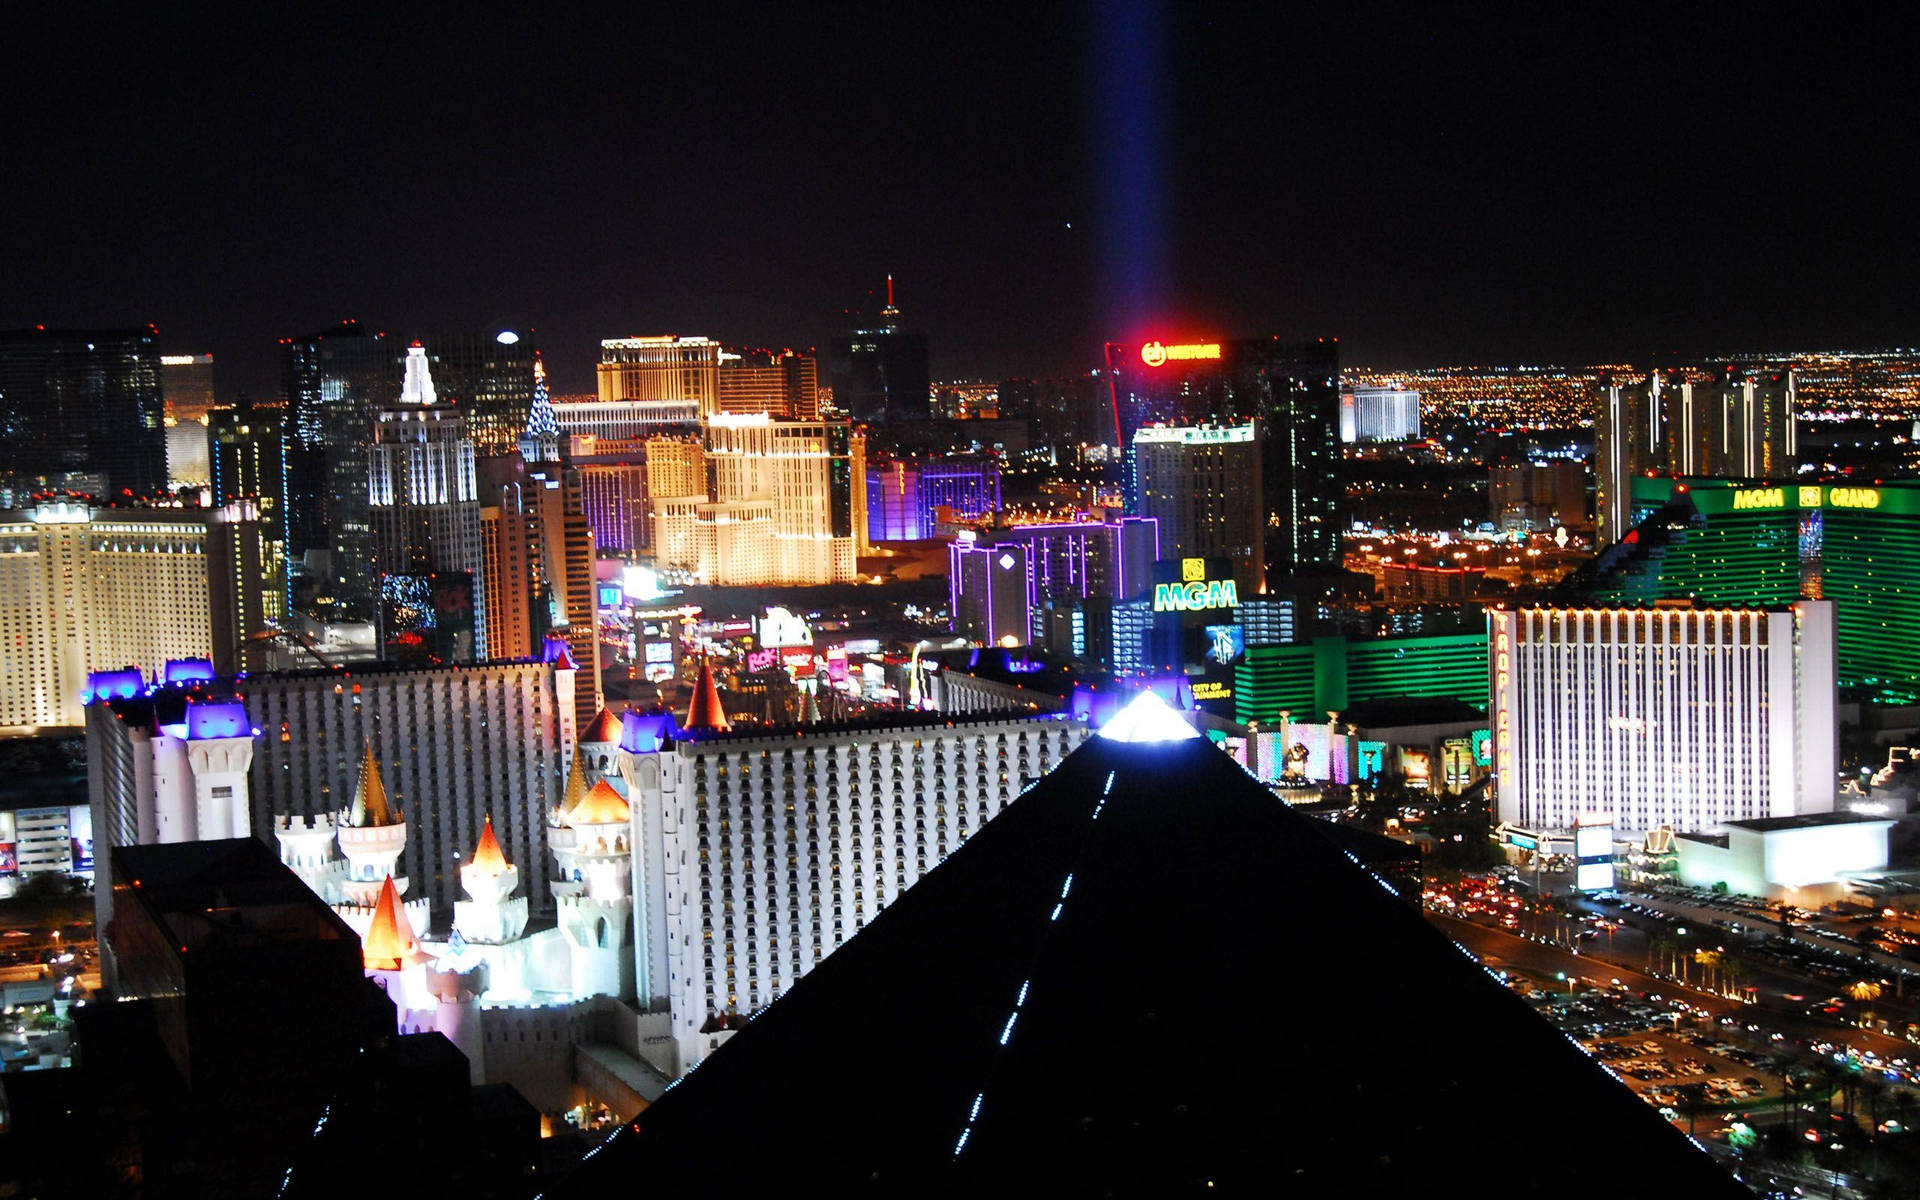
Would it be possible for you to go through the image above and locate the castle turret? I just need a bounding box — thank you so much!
[556,779,635,1001]
[579,705,625,782]
[425,933,490,1084]
[274,811,345,901]
[338,740,408,906]
[454,816,528,944]
[363,873,432,1013]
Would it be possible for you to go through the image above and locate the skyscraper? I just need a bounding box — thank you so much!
[1105,337,1341,575]
[0,501,278,729]
[161,353,217,487]
[412,330,539,458]
[1491,601,1836,834]
[1595,369,1796,544]
[650,415,862,585]
[367,345,487,661]
[614,707,1091,1069]
[1129,423,1265,593]
[716,346,821,419]
[0,326,166,497]
[281,320,395,595]
[827,279,931,425]
[505,368,605,733]
[592,336,719,424]
[208,400,288,596]
[866,461,1002,542]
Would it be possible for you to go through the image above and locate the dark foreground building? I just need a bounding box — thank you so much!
[0,839,539,1199]
[548,694,1748,1198]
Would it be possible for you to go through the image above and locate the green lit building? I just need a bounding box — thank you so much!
[1576,477,1920,695]
[1234,631,1488,725]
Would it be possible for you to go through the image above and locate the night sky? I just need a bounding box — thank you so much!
[3,5,1913,397]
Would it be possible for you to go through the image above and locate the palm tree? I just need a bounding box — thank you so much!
[1893,1087,1919,1139]
[1695,949,1723,996]
[1770,1055,1799,1128]
[1781,1068,1810,1132]
[1858,1075,1888,1178]
[1848,978,1885,1029]
[1676,1082,1710,1139]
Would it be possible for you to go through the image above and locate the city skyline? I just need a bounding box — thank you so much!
[5,9,1917,398]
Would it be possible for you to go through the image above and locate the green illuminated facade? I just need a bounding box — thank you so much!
[1583,477,1920,694]
[1234,632,1488,724]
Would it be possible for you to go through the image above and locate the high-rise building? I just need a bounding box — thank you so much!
[0,326,166,498]
[161,353,217,487]
[948,518,1160,646]
[1490,602,1836,834]
[282,324,534,597]
[1338,384,1421,443]
[1130,423,1264,593]
[281,320,395,594]
[717,347,820,419]
[614,707,1091,1069]
[1577,477,1920,695]
[367,344,487,661]
[478,504,537,661]
[571,435,652,554]
[865,460,1002,542]
[412,329,539,458]
[826,280,931,425]
[1233,631,1489,726]
[1105,337,1341,574]
[0,502,279,731]
[949,541,1032,646]
[208,400,289,606]
[507,386,605,735]
[651,415,861,585]
[592,336,719,424]
[1595,369,1796,544]
[242,656,574,916]
[1489,457,1587,532]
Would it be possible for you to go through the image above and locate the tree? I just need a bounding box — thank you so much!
[1851,979,1887,1029]
[1676,1082,1710,1139]
[1695,949,1723,996]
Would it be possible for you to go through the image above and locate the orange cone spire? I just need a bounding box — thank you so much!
[362,875,425,971]
[684,657,731,732]
[469,815,509,875]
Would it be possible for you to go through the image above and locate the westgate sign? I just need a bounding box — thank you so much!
[1139,341,1222,367]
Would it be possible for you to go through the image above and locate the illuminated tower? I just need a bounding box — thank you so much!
[453,815,528,945]
[425,936,490,1083]
[368,343,488,661]
[579,706,626,784]
[337,741,408,904]
[552,770,636,1002]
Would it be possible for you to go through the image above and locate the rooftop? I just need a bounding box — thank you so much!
[113,839,355,956]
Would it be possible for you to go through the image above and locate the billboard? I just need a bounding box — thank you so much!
[1204,624,1245,665]
[70,805,93,875]
[1574,815,1615,893]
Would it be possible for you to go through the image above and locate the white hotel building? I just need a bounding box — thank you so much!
[1491,601,1836,835]
[616,710,1091,1070]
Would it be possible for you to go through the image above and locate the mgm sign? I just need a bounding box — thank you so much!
[1153,557,1240,613]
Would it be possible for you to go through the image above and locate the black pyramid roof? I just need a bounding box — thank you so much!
[548,722,1749,1198]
